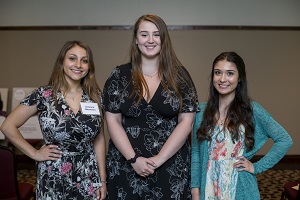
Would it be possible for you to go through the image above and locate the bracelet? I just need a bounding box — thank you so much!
[127,153,140,164]
[101,181,107,183]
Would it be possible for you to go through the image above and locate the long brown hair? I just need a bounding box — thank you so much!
[197,52,255,151]
[129,14,195,109]
[48,41,103,115]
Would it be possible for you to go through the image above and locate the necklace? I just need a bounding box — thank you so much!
[219,118,225,126]
[67,90,81,101]
[143,71,158,78]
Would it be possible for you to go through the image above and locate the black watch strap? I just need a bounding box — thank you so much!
[127,153,140,164]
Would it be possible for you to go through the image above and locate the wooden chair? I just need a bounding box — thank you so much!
[281,181,300,200]
[0,145,35,200]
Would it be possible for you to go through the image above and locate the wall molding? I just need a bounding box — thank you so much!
[251,155,300,163]
[1,25,300,31]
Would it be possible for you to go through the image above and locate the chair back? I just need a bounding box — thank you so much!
[281,180,300,200]
[297,182,300,200]
[0,145,19,200]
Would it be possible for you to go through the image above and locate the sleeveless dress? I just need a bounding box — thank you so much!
[21,86,102,200]
[205,125,245,200]
[103,63,199,200]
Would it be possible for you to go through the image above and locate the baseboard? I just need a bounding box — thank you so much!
[251,155,300,163]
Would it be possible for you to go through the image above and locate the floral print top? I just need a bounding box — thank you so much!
[205,125,245,200]
[103,63,199,199]
[21,86,102,200]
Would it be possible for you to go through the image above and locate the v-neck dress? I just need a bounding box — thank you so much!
[21,86,102,200]
[103,63,199,200]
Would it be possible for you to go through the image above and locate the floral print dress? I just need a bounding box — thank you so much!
[205,125,245,200]
[21,86,102,200]
[103,63,199,200]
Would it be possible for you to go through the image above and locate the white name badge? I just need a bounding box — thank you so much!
[80,102,101,115]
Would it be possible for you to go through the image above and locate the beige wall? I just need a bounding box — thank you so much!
[1,1,300,26]
[0,29,299,155]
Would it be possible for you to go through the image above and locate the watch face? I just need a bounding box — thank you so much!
[131,157,136,163]
[128,153,140,164]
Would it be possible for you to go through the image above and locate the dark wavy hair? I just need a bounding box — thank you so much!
[129,14,196,109]
[48,41,103,118]
[197,51,254,151]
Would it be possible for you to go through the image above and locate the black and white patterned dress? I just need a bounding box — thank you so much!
[103,63,199,200]
[21,86,102,200]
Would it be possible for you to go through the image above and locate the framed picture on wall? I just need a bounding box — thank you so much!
[12,87,43,139]
[0,88,8,139]
[12,87,36,110]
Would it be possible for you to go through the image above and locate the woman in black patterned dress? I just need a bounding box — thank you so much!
[1,41,107,199]
[103,14,199,200]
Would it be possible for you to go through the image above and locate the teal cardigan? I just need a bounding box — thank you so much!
[191,101,293,200]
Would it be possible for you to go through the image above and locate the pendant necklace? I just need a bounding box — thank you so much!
[67,90,81,101]
[69,93,77,101]
[219,118,225,126]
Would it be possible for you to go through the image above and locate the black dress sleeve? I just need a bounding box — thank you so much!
[179,66,199,113]
[20,86,51,111]
[103,64,131,113]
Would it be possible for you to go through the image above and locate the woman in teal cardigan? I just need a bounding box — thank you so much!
[191,52,293,200]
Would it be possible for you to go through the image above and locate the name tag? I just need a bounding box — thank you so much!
[80,102,100,115]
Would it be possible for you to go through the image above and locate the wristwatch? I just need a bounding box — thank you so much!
[127,153,140,164]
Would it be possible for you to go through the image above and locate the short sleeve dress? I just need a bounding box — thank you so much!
[103,63,199,200]
[21,86,102,200]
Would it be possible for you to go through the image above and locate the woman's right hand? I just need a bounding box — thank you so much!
[131,156,156,177]
[34,144,62,161]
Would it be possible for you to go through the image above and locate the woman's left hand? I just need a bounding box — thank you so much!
[233,156,254,173]
[96,183,107,200]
